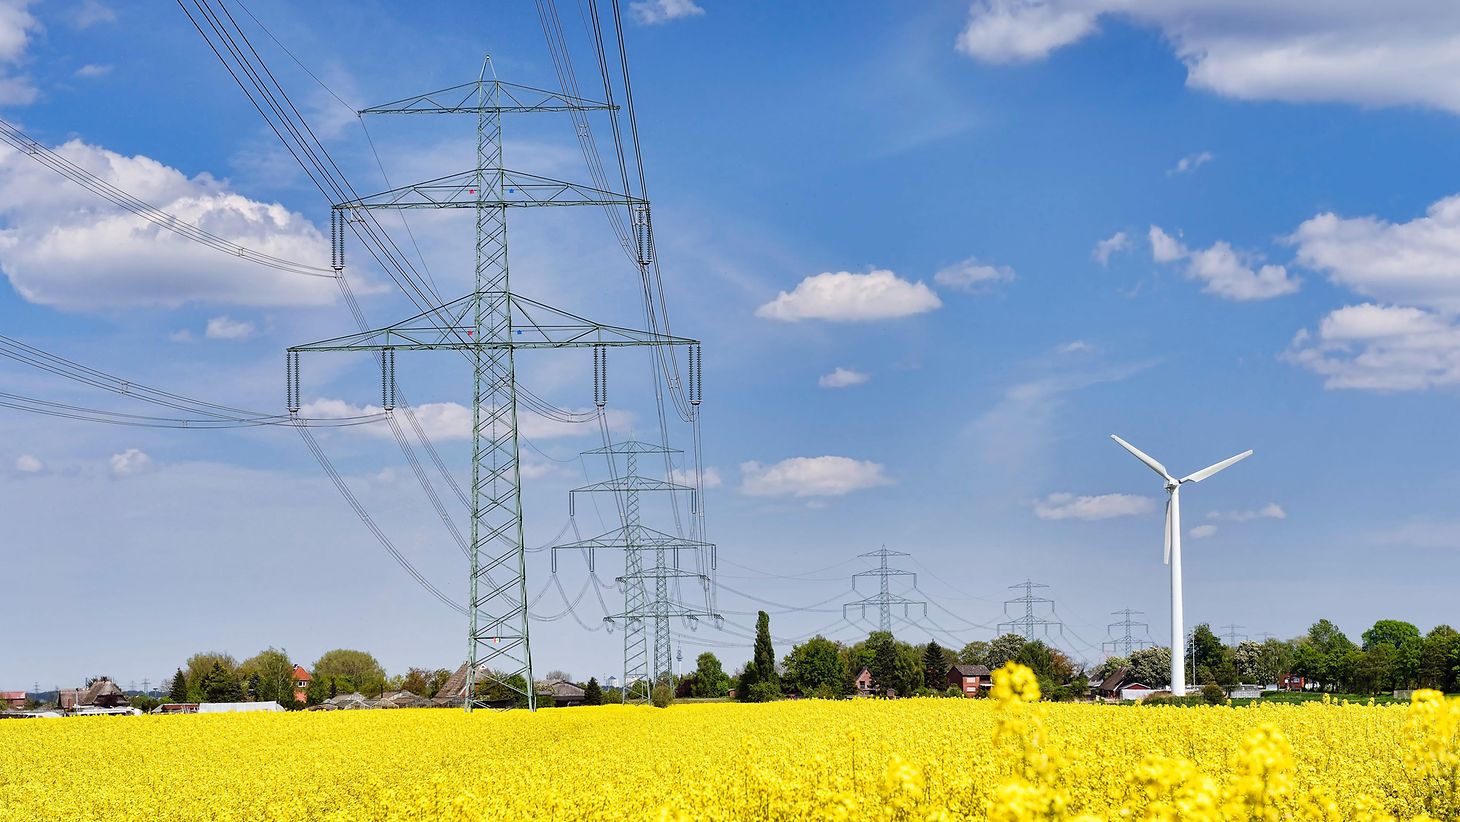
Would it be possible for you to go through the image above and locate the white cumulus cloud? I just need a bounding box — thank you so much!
[740,456,893,498]
[0,0,40,105]
[1284,304,1460,390]
[818,367,870,388]
[1207,503,1286,522]
[109,448,152,477]
[1189,524,1219,539]
[14,453,42,473]
[1170,150,1214,175]
[1149,225,1299,300]
[756,269,941,322]
[669,466,723,488]
[631,0,704,25]
[1092,231,1129,266]
[1033,492,1154,521]
[0,139,338,311]
[205,316,256,340]
[955,1,1460,115]
[933,256,1016,292]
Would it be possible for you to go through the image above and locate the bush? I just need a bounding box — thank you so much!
[809,684,842,701]
[944,687,963,699]
[746,681,782,703]
[651,683,675,708]
[1201,683,1226,705]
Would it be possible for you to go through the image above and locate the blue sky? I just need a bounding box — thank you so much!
[5,0,1460,690]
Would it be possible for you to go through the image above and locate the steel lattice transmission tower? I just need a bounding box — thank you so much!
[842,548,927,633]
[1218,624,1247,647]
[552,439,720,702]
[997,579,1064,640]
[1103,608,1154,657]
[288,61,703,711]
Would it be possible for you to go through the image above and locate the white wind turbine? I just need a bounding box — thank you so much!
[1110,435,1252,696]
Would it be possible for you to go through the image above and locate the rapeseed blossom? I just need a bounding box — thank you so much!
[0,663,1454,821]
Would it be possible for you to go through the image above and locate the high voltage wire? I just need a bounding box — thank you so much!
[0,118,335,279]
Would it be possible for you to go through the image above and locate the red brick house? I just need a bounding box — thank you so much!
[947,664,991,697]
[292,665,312,703]
[853,666,876,697]
[0,691,26,710]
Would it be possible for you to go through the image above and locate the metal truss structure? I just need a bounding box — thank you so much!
[843,548,927,634]
[289,64,702,711]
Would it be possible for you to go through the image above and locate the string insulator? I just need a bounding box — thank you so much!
[286,351,300,413]
[633,203,653,266]
[688,343,702,406]
[593,345,607,408]
[382,349,396,411]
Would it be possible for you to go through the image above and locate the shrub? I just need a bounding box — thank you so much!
[651,683,675,708]
[746,681,782,703]
[1201,682,1226,705]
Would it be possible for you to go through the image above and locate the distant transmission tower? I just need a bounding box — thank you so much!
[997,579,1064,640]
[553,439,719,702]
[1103,608,1154,657]
[289,60,703,711]
[1218,624,1247,646]
[843,548,927,633]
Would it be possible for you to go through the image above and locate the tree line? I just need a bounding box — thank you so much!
[1093,618,1460,695]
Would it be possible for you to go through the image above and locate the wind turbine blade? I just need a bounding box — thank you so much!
[1111,435,1174,481]
[1163,495,1172,565]
[1181,450,1254,484]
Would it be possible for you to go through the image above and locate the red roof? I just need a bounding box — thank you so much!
[0,691,24,699]
[292,665,312,682]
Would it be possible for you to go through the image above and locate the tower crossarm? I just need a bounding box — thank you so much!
[360,79,615,116]
[335,169,644,210]
[289,293,700,353]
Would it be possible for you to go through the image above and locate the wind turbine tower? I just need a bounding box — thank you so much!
[1110,435,1252,696]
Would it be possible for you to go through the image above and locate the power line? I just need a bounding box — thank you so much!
[842,548,927,633]
[1103,608,1155,657]
[997,579,1064,641]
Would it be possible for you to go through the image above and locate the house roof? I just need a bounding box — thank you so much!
[547,680,585,698]
[0,691,25,699]
[292,665,312,682]
[1099,666,1132,692]
[950,664,991,677]
[854,666,872,678]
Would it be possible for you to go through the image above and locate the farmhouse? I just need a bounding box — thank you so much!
[946,664,991,697]
[59,678,129,710]
[1094,667,1155,701]
[0,691,26,710]
[292,665,313,703]
[853,666,875,697]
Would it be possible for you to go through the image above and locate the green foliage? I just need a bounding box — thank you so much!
[1015,640,1073,684]
[311,649,386,697]
[738,611,778,701]
[783,636,848,697]
[1201,682,1226,705]
[583,677,603,706]
[238,648,294,704]
[1089,656,1128,685]
[745,681,782,703]
[427,669,452,699]
[864,631,921,697]
[1128,646,1173,688]
[809,683,842,700]
[304,676,326,707]
[691,652,730,698]
[1234,639,1291,686]
[130,694,161,713]
[183,652,237,702]
[651,682,675,708]
[472,672,529,708]
[958,641,990,666]
[1363,619,1421,651]
[985,634,1027,670]
[168,669,188,703]
[922,641,948,690]
[943,686,963,699]
[400,668,432,696]
[200,661,243,703]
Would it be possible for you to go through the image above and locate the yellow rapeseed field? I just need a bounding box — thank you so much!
[1,665,1456,821]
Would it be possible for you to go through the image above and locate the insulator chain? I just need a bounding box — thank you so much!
[382,348,396,411]
[592,345,607,408]
[633,203,653,267]
[286,351,300,413]
[688,343,702,406]
[330,209,344,272]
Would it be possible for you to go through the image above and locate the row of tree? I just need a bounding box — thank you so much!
[720,611,1091,702]
[163,648,458,708]
[1091,618,1460,695]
